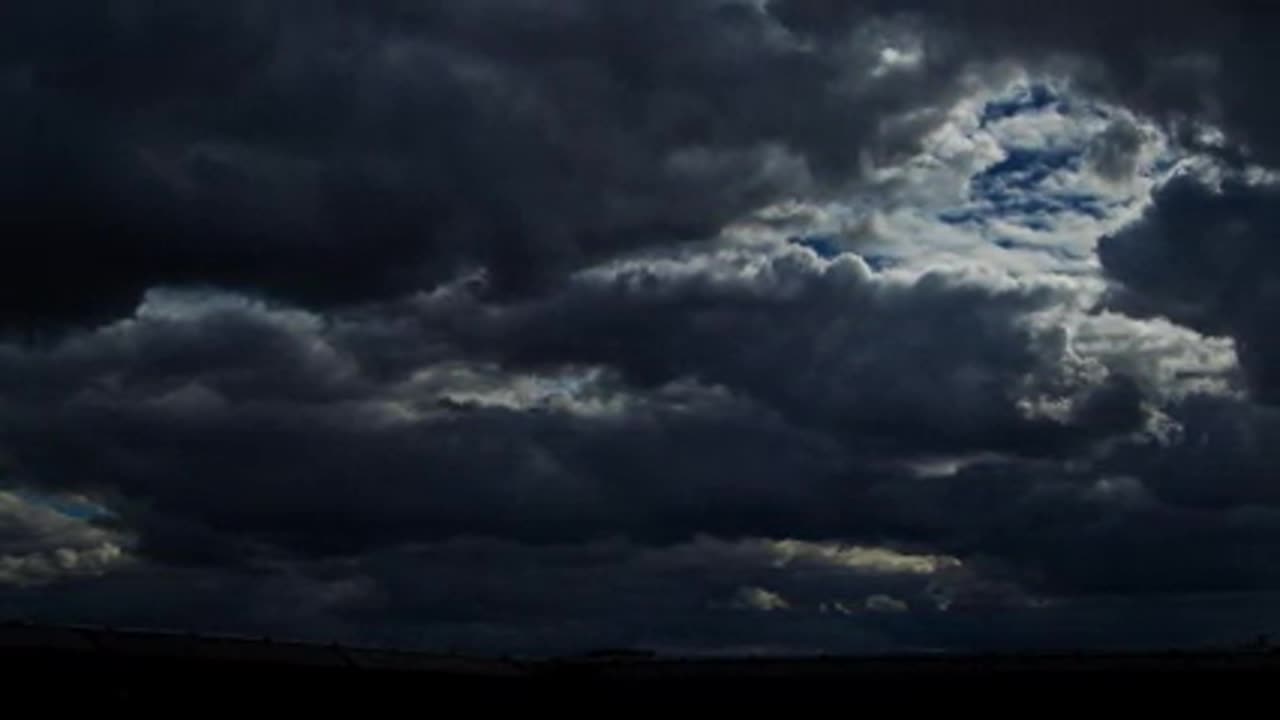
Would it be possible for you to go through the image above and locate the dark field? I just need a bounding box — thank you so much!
[5,624,1279,709]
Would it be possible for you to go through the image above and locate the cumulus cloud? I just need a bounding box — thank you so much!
[3,0,1280,656]
[0,223,1260,650]
[458,245,1157,460]
[1100,172,1280,402]
[0,491,131,587]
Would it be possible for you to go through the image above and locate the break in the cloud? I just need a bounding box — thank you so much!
[3,1,1280,655]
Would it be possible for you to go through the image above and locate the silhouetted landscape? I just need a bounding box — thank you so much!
[6,623,1280,707]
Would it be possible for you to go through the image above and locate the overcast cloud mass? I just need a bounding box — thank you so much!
[4,1,1280,655]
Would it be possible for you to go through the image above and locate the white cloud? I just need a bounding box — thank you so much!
[728,586,791,612]
[1068,312,1242,400]
[871,46,925,78]
[762,539,962,576]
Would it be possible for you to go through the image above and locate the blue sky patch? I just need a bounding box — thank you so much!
[979,83,1061,127]
[971,148,1082,197]
[937,209,983,226]
[14,489,115,521]
[789,235,843,259]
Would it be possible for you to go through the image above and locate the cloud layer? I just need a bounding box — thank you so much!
[3,1,1280,654]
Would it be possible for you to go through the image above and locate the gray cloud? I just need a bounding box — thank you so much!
[771,1,1280,165]
[0,251,1245,610]
[0,0,983,328]
[4,0,1280,655]
[0,491,131,587]
[1087,118,1149,183]
[1100,174,1280,402]
[456,247,1144,457]
[0,289,853,555]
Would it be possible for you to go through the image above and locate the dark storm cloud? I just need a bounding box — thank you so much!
[4,393,854,556]
[10,528,1280,655]
[0,289,854,556]
[0,246,1134,579]
[457,247,1144,456]
[871,452,1280,598]
[0,249,1180,614]
[0,536,995,654]
[1099,174,1280,402]
[1,282,1277,649]
[1103,395,1280,511]
[7,0,1280,655]
[0,0,980,327]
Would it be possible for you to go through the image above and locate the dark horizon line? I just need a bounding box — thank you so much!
[5,619,1279,667]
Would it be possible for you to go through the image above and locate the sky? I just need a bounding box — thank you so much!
[4,1,1280,656]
